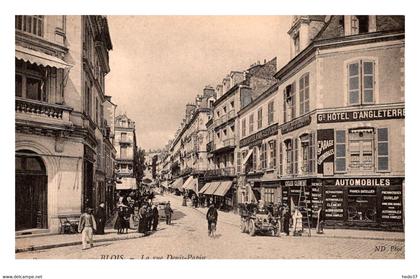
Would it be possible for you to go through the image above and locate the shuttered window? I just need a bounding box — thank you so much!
[299,73,310,115]
[293,138,299,175]
[279,141,283,176]
[335,130,346,172]
[348,60,375,105]
[377,128,389,171]
[308,132,316,174]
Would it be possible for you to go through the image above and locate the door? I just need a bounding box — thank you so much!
[15,152,48,231]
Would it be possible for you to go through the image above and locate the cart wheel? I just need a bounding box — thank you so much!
[248,220,256,236]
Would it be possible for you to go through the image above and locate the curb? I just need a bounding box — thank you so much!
[191,207,404,242]
[15,233,146,253]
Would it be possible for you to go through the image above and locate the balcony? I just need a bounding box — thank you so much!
[16,97,73,129]
[204,167,236,177]
[212,136,236,153]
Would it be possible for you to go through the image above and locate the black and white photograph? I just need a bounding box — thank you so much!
[1,1,419,278]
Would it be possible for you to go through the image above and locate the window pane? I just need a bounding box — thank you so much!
[378,128,388,141]
[378,157,389,171]
[349,77,359,90]
[364,89,374,103]
[363,61,373,75]
[336,158,346,171]
[336,130,346,143]
[15,75,22,97]
[336,144,346,157]
[350,90,359,104]
[304,102,309,114]
[26,77,42,100]
[305,88,309,99]
[378,142,388,156]
[305,74,309,85]
[349,63,359,76]
[299,78,304,89]
[364,76,373,89]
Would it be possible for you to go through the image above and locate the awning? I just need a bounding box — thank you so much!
[199,182,211,194]
[116,177,137,190]
[15,45,72,69]
[169,177,184,190]
[241,149,253,165]
[181,176,193,190]
[204,181,221,195]
[213,181,233,197]
[183,177,198,193]
[161,181,169,188]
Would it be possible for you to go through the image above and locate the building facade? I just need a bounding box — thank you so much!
[114,114,138,192]
[15,15,113,233]
[275,15,405,230]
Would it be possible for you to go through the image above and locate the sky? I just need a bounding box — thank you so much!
[106,16,292,151]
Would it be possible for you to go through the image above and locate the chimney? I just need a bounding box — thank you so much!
[185,103,196,119]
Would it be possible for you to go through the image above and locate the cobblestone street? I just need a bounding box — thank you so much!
[16,193,404,259]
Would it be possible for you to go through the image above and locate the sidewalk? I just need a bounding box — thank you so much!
[15,229,146,253]
[191,203,404,242]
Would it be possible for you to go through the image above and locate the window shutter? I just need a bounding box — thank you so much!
[348,62,360,105]
[362,61,374,104]
[291,82,296,119]
[335,130,347,172]
[283,90,287,123]
[308,132,315,173]
[273,140,277,169]
[279,141,283,176]
[294,138,299,175]
[299,77,304,116]
[377,128,389,171]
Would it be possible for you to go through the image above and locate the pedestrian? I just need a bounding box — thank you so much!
[123,206,130,234]
[152,204,159,231]
[283,207,292,236]
[164,201,173,225]
[292,208,303,236]
[95,202,106,235]
[78,207,97,250]
[206,204,218,236]
[316,208,325,234]
[137,204,147,235]
[114,205,125,234]
[146,204,153,231]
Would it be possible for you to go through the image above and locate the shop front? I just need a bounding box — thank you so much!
[323,177,404,231]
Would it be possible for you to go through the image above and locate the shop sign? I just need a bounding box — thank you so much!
[324,178,402,187]
[280,115,311,134]
[348,187,376,196]
[317,107,405,124]
[381,189,403,222]
[324,188,344,219]
[239,123,278,147]
[317,129,335,174]
[311,180,323,212]
[282,179,308,187]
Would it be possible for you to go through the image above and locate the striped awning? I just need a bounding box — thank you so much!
[15,45,71,69]
[203,181,221,195]
[182,176,198,193]
[213,181,233,197]
[199,182,211,194]
[169,177,184,190]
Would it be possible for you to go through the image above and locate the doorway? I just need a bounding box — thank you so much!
[15,151,48,231]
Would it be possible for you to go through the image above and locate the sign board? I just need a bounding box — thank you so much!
[381,188,403,223]
[239,123,278,148]
[317,129,335,174]
[280,115,311,134]
[324,188,344,220]
[317,107,405,123]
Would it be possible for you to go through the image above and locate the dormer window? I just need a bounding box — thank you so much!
[346,16,376,36]
[293,33,300,54]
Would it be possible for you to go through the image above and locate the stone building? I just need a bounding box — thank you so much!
[274,15,405,230]
[114,114,138,192]
[15,15,113,233]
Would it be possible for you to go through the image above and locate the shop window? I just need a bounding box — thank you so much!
[242,119,246,137]
[284,83,296,122]
[299,73,310,115]
[347,190,377,222]
[249,114,254,134]
[15,16,44,37]
[263,188,275,203]
[347,60,375,105]
[257,108,263,129]
[269,140,277,169]
[348,128,374,172]
[377,128,390,172]
[268,100,275,125]
[335,130,346,172]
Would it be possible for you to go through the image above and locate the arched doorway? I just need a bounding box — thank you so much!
[15,150,48,231]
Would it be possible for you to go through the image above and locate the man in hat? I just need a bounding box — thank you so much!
[95,202,106,235]
[78,207,97,250]
[164,201,173,225]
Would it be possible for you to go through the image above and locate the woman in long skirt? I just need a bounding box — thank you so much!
[114,206,125,234]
